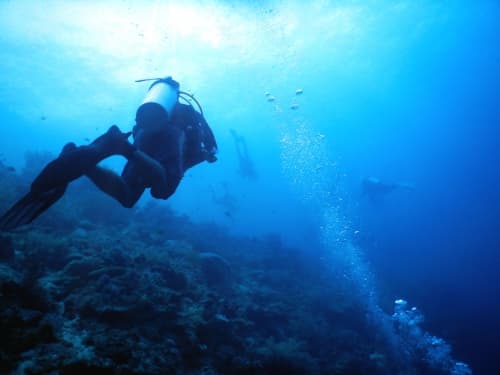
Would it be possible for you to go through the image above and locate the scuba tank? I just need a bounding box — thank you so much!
[134,76,216,163]
[135,77,180,133]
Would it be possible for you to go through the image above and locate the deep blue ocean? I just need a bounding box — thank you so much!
[0,1,499,374]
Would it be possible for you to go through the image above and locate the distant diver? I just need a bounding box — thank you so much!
[0,76,218,231]
[229,129,257,180]
[362,176,414,202]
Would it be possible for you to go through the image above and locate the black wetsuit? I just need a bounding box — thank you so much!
[115,102,218,206]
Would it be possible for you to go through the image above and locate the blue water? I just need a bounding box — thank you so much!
[0,1,499,373]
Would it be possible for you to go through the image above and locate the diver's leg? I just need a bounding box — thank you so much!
[31,145,102,193]
[85,165,144,208]
[86,149,168,208]
[86,146,173,207]
[31,125,134,194]
[149,131,185,199]
[87,123,186,204]
[131,150,168,195]
[151,173,182,200]
[0,127,136,230]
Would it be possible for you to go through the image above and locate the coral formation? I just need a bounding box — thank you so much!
[0,159,470,374]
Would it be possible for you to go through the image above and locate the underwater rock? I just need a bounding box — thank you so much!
[0,263,22,295]
[72,227,88,238]
[17,308,44,324]
[151,264,188,291]
[196,313,235,350]
[0,308,57,374]
[199,252,231,285]
[0,234,14,259]
[62,258,99,279]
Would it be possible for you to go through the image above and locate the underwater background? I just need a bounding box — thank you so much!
[0,1,499,374]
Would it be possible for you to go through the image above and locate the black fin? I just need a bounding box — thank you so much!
[0,187,66,231]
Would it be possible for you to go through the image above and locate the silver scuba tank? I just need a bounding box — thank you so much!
[135,77,180,133]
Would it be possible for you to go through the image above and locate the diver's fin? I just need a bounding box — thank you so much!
[0,187,66,231]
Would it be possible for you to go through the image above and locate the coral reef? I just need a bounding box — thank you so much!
[0,158,469,374]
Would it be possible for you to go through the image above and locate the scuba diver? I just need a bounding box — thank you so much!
[362,176,414,202]
[229,128,257,180]
[0,76,218,231]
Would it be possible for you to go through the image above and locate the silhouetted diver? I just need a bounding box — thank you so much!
[229,129,257,180]
[362,177,414,202]
[0,77,217,231]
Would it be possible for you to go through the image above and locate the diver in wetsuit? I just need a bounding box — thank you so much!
[0,76,217,230]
